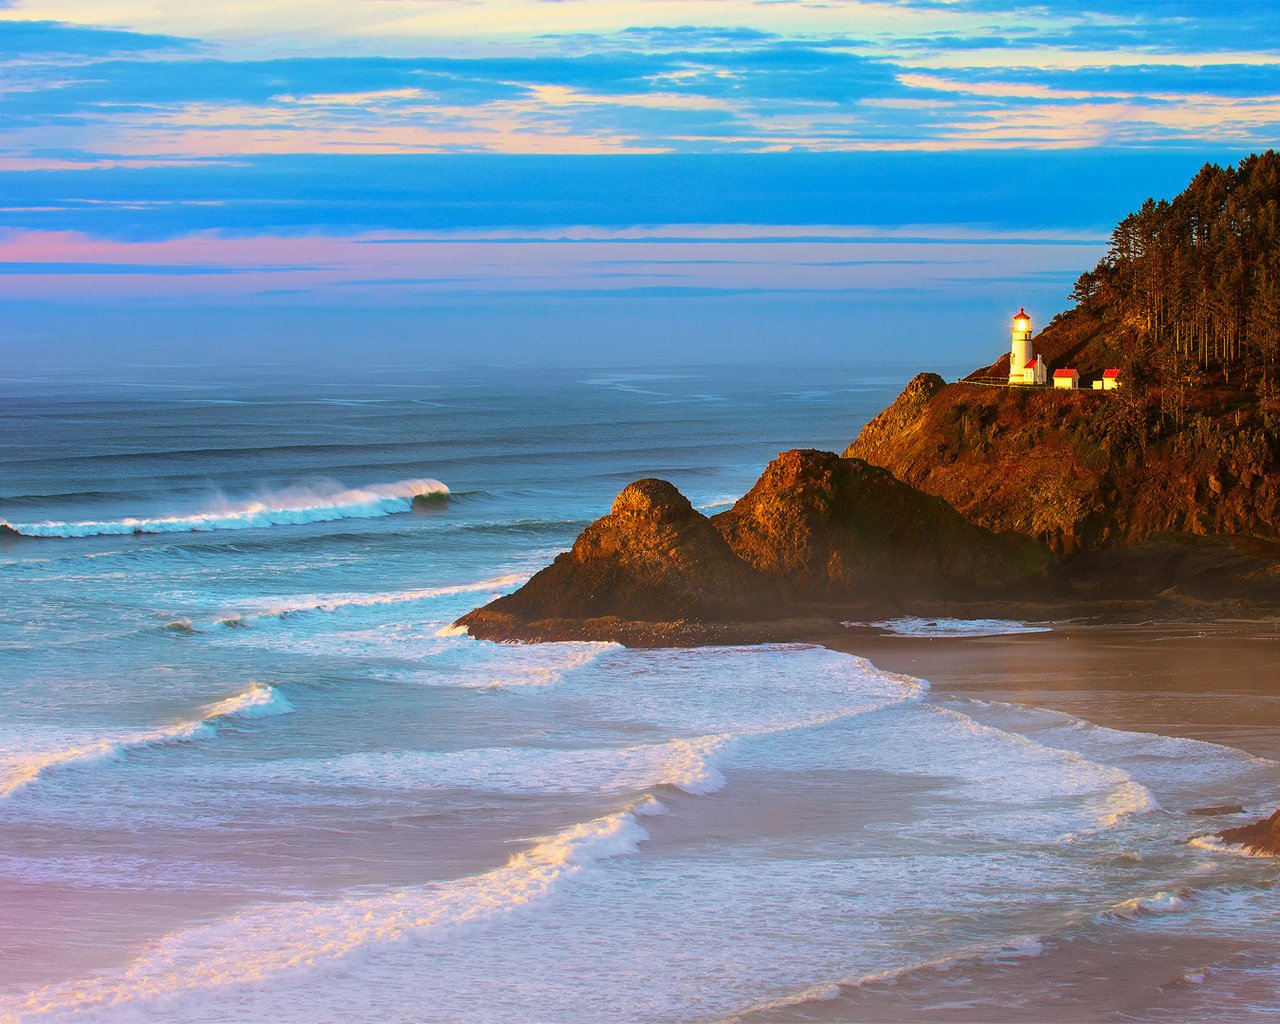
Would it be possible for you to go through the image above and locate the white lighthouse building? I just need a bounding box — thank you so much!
[1008,307,1044,385]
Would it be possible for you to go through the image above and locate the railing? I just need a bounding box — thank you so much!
[959,376,1024,388]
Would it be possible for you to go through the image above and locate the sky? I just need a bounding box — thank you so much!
[0,0,1277,370]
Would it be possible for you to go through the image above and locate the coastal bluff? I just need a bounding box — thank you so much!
[458,449,1050,644]
[844,370,1280,557]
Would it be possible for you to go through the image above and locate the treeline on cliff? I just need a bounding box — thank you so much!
[1066,150,1280,427]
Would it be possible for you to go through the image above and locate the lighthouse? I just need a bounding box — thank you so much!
[1008,307,1034,385]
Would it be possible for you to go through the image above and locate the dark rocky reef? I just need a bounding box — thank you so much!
[459,452,1052,644]
[1218,808,1280,856]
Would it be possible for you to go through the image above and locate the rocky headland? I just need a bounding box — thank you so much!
[462,152,1280,644]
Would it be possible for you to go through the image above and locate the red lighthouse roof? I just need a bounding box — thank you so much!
[1013,307,1029,320]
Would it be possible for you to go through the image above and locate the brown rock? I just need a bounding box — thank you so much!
[843,373,1280,556]
[845,372,945,468]
[457,478,782,639]
[1218,808,1280,855]
[1188,804,1246,816]
[711,449,1050,602]
[458,454,1057,643]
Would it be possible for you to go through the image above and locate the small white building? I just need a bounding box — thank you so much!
[1102,368,1121,390]
[1008,308,1034,385]
[1023,357,1047,386]
[1053,368,1080,390]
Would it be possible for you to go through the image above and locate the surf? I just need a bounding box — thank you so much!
[0,479,448,538]
[2,799,660,1021]
[0,683,293,799]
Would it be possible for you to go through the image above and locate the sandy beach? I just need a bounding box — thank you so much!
[836,623,1280,762]
[739,622,1280,1024]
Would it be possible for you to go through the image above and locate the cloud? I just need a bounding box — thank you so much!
[0,2,1276,160]
[0,17,194,57]
[0,222,1102,311]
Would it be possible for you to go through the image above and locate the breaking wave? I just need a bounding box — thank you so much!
[219,572,527,624]
[226,736,730,798]
[0,683,293,799]
[0,479,448,538]
[4,799,660,1020]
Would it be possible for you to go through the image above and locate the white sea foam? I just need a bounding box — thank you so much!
[1103,889,1190,920]
[446,641,621,690]
[0,479,448,538]
[220,572,526,624]
[205,682,295,721]
[735,935,1046,1020]
[0,683,292,798]
[694,495,739,511]
[3,801,657,1021]
[852,617,1052,638]
[1188,834,1277,858]
[923,703,1159,829]
[951,697,1280,811]
[250,735,729,798]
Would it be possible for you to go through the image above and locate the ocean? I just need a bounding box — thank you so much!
[2,361,1278,1023]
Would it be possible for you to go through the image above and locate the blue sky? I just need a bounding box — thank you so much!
[0,0,1276,368]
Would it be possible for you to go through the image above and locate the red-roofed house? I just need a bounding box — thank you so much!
[1053,368,1080,390]
[1023,357,1047,386]
[1102,368,1121,390]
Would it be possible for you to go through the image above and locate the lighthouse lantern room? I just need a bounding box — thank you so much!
[1008,307,1035,385]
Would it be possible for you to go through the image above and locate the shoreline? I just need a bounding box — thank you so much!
[733,619,1280,1024]
[828,620,1280,763]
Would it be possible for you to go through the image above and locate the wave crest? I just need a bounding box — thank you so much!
[0,683,293,798]
[5,799,656,1019]
[0,478,448,538]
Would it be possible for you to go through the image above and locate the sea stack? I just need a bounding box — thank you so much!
[459,450,1054,644]
[457,478,785,642]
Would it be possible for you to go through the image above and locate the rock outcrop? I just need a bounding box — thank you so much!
[460,452,1054,644]
[844,374,1280,556]
[1218,808,1280,856]
[458,478,786,642]
[845,372,945,468]
[712,449,1049,602]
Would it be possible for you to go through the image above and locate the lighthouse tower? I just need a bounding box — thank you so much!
[1008,307,1033,385]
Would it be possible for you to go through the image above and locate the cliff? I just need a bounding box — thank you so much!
[846,153,1280,557]
[844,371,1280,556]
[460,451,1052,644]
[463,153,1280,643]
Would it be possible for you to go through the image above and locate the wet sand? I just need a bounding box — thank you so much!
[833,622,1280,762]
[742,622,1280,1024]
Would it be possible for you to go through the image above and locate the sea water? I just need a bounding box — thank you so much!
[1,362,1278,1023]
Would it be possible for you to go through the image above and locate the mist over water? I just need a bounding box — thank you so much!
[2,361,1278,1022]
